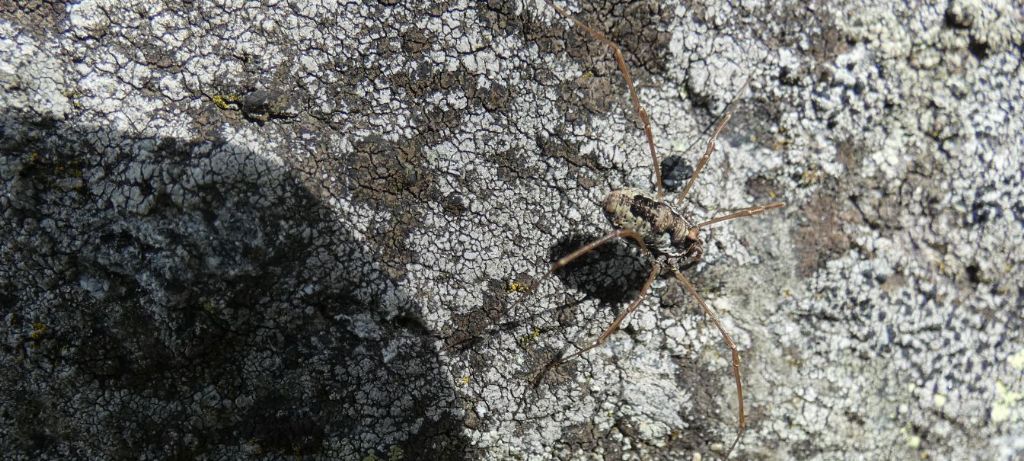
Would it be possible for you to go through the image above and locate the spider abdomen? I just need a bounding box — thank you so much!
[602,188,696,252]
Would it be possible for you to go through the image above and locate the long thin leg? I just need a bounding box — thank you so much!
[693,201,786,230]
[676,112,732,205]
[550,228,650,273]
[671,73,754,184]
[533,228,655,388]
[558,261,661,364]
[546,0,664,198]
[672,270,745,458]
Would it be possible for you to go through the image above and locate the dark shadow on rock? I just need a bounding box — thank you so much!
[548,233,652,305]
[0,111,467,459]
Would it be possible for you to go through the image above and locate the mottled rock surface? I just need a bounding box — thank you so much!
[1,1,1022,460]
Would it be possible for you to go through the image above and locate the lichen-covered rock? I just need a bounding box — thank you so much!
[1,1,1021,460]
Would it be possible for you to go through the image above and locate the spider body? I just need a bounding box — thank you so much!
[602,188,703,267]
[541,1,785,457]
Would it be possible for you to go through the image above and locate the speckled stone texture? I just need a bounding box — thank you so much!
[1,1,1022,460]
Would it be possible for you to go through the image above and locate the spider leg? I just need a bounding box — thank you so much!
[675,246,709,326]
[558,261,661,364]
[672,73,754,205]
[671,269,745,458]
[545,0,664,198]
[550,228,650,273]
[676,112,732,205]
[693,201,786,230]
[533,228,655,387]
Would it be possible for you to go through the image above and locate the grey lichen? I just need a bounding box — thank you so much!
[1,0,1022,460]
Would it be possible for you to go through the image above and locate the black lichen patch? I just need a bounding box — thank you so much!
[662,155,695,193]
[755,1,845,86]
[349,136,434,208]
[390,64,478,143]
[0,1,69,35]
[347,135,437,279]
[791,178,853,277]
[447,308,500,353]
[553,0,672,121]
[477,0,672,129]
[744,174,781,203]
[566,0,673,83]
[669,357,734,454]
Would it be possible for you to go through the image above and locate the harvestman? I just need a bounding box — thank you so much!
[539,0,785,455]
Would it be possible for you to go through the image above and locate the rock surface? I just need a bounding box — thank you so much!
[1,1,1022,459]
